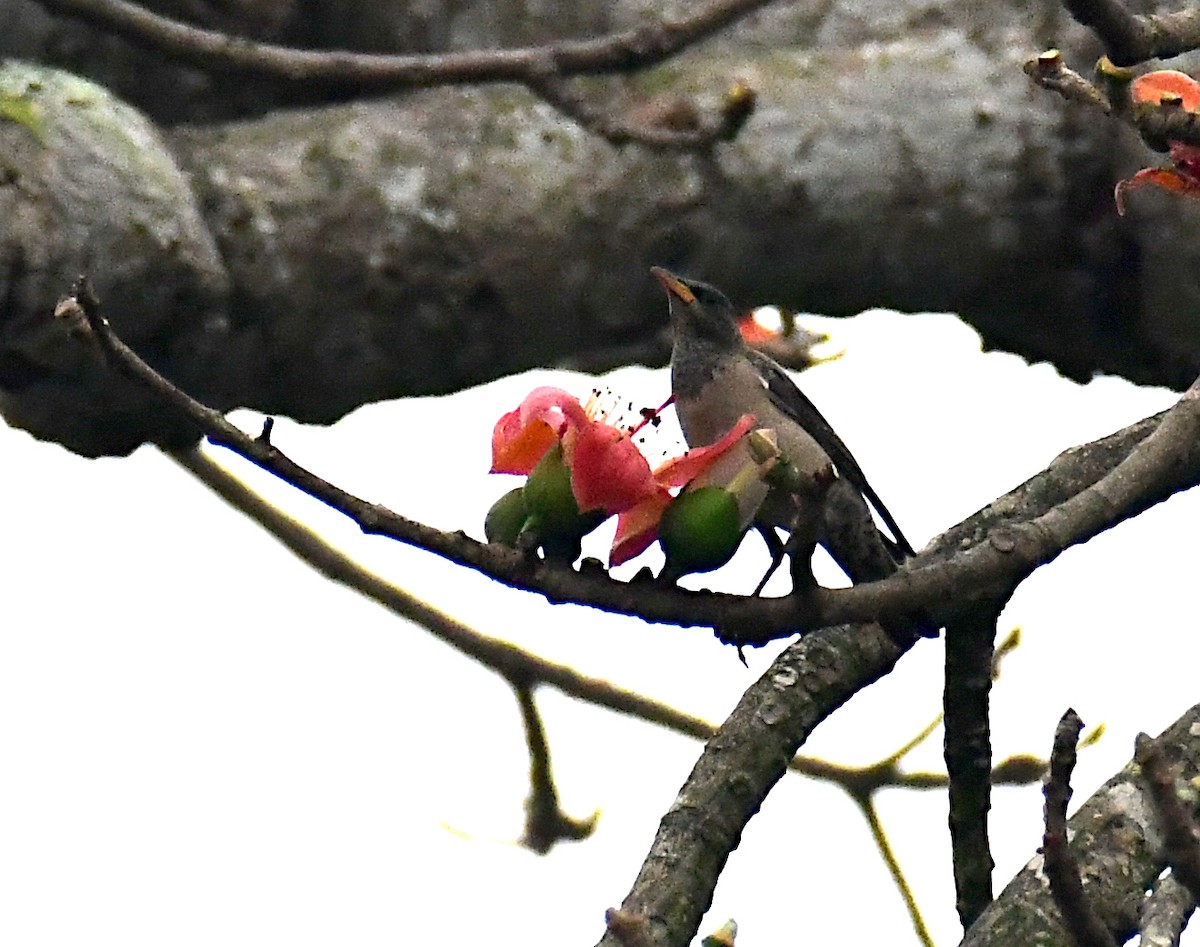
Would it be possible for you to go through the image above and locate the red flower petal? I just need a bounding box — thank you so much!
[1132,70,1200,111]
[737,313,777,345]
[566,421,657,513]
[1115,166,1200,215]
[610,488,673,566]
[653,414,757,488]
[490,386,590,474]
[517,386,589,429]
[1168,141,1200,178]
[491,413,558,473]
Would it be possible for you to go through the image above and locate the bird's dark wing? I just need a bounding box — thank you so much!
[748,349,916,558]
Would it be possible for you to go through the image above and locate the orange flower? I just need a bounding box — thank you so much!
[491,386,656,516]
[737,312,779,346]
[1116,70,1200,214]
[1133,69,1200,111]
[491,386,583,474]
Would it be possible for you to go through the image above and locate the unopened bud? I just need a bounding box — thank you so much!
[523,442,583,536]
[484,487,531,546]
[746,428,780,466]
[659,486,744,577]
[521,442,606,559]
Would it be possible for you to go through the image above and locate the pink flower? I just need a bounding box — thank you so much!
[609,414,756,566]
[490,387,762,567]
[491,386,656,515]
[1116,70,1200,214]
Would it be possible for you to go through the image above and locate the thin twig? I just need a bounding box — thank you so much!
[813,713,946,947]
[1023,49,1113,113]
[166,445,715,737]
[527,77,756,150]
[33,0,779,89]
[514,683,599,855]
[856,799,936,947]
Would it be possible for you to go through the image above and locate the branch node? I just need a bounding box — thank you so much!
[604,908,653,947]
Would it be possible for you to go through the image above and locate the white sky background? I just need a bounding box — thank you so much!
[0,308,1195,947]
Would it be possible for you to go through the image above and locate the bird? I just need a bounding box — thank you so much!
[650,266,915,591]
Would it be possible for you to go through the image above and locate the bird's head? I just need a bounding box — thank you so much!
[651,267,743,350]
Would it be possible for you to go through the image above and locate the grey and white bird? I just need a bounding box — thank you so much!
[651,266,915,589]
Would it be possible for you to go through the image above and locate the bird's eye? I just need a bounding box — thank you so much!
[694,284,729,309]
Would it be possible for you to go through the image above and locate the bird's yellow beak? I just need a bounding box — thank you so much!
[650,266,696,305]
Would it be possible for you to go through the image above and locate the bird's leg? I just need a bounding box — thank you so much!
[751,525,786,596]
[785,530,818,592]
[751,522,819,595]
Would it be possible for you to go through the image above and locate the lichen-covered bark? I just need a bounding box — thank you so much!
[0,59,227,454]
[961,703,1200,947]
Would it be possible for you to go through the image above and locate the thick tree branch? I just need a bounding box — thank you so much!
[1063,0,1200,67]
[963,704,1200,946]
[1139,873,1197,947]
[32,0,778,89]
[57,278,1200,642]
[596,620,910,947]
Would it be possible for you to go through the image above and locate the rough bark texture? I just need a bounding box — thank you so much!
[961,703,1200,947]
[0,58,225,453]
[2,0,1199,454]
[596,620,908,947]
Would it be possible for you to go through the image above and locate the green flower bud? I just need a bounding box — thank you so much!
[659,486,744,577]
[521,442,605,560]
[747,428,806,495]
[523,442,582,536]
[484,487,531,546]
